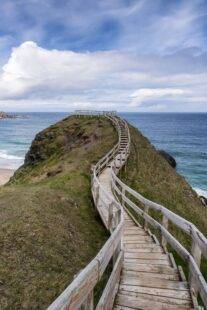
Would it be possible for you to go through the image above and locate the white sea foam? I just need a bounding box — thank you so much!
[0,149,24,170]
[194,188,207,199]
[0,150,24,160]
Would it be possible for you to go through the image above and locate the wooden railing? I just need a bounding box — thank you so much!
[48,111,207,309]
[111,169,207,308]
[48,112,130,309]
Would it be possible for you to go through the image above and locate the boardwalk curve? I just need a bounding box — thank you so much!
[48,111,207,310]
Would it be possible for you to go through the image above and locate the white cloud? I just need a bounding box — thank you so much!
[0,41,207,112]
[130,88,186,107]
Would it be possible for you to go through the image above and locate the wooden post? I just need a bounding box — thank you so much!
[121,187,125,208]
[161,214,169,251]
[144,205,149,231]
[108,202,114,231]
[80,290,94,310]
[113,209,121,266]
[189,238,201,297]
[95,184,100,207]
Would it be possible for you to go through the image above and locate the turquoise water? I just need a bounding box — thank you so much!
[121,113,207,195]
[0,112,206,195]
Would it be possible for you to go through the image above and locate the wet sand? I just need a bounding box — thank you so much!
[0,168,14,185]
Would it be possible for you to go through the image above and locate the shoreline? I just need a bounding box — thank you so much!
[0,168,15,186]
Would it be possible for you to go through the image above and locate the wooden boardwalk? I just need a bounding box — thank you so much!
[48,111,207,310]
[97,123,193,310]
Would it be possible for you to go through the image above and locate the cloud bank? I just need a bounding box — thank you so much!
[0,0,207,111]
[0,41,207,112]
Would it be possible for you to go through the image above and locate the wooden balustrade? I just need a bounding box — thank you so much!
[48,110,207,309]
[111,169,207,308]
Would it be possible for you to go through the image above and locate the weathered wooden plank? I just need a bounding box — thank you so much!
[117,289,191,305]
[120,276,188,290]
[124,252,168,260]
[119,284,191,300]
[124,258,171,266]
[96,251,123,310]
[122,270,179,281]
[123,243,161,250]
[115,294,192,310]
[123,235,152,242]
[123,230,148,236]
[123,246,163,253]
[123,226,143,231]
[122,262,177,275]
[114,306,135,310]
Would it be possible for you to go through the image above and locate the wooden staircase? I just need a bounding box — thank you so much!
[114,213,193,309]
[48,110,207,310]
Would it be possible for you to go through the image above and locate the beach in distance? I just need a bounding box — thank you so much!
[0,168,14,185]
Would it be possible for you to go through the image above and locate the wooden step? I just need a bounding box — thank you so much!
[123,243,161,250]
[124,258,171,266]
[118,284,191,300]
[123,235,153,242]
[123,246,163,253]
[124,252,168,260]
[120,276,188,290]
[115,294,192,310]
[122,270,179,281]
[123,262,177,275]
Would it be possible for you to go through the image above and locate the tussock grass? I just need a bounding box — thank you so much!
[0,116,117,309]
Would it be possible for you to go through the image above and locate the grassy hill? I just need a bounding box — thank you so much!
[0,115,206,308]
[0,115,117,309]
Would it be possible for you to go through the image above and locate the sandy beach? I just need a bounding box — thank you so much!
[0,168,15,186]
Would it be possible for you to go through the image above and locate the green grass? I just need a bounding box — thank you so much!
[1,116,206,309]
[0,116,117,309]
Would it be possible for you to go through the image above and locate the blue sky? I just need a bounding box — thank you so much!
[0,0,207,112]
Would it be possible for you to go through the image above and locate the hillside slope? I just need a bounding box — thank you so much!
[0,116,117,309]
[0,116,206,309]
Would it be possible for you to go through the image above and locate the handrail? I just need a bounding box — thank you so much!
[111,164,207,307]
[48,112,130,309]
[48,110,207,308]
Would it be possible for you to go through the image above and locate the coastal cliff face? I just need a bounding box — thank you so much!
[0,116,206,308]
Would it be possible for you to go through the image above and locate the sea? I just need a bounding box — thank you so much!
[0,112,206,196]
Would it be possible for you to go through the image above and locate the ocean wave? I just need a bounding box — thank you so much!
[0,150,24,160]
[194,188,207,199]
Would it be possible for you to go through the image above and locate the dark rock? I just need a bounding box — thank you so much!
[200,196,207,207]
[47,167,63,178]
[158,150,177,168]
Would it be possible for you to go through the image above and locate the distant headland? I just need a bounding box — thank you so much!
[0,111,26,119]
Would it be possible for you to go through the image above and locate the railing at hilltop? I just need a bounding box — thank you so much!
[75,110,117,117]
[48,112,130,309]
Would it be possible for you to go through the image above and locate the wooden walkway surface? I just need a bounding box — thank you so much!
[97,122,194,310]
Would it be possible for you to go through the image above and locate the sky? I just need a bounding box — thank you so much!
[0,0,207,112]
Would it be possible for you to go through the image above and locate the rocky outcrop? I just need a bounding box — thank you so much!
[200,196,207,207]
[194,188,207,207]
[0,111,24,119]
[158,150,177,168]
